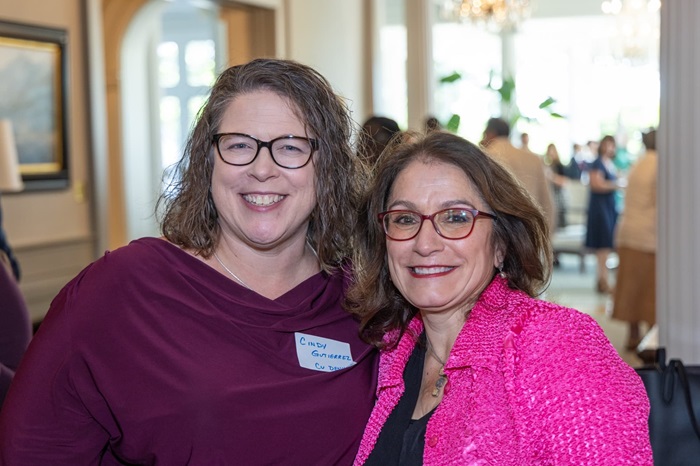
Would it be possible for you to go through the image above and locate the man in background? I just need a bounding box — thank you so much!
[519,132,531,151]
[481,118,556,233]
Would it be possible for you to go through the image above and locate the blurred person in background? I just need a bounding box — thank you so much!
[585,135,622,294]
[612,129,657,350]
[519,132,531,151]
[544,143,568,230]
[359,116,401,165]
[0,205,20,282]
[566,143,587,180]
[481,118,555,234]
[0,251,31,410]
[424,115,442,133]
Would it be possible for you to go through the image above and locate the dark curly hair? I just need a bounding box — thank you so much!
[345,131,552,347]
[157,58,366,272]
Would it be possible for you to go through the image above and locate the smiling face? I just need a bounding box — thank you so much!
[211,90,317,252]
[385,159,502,317]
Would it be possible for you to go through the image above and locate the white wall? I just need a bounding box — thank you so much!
[0,1,93,248]
[0,0,96,320]
[0,0,367,254]
[286,0,366,125]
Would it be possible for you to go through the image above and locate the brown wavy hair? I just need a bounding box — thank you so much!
[157,58,365,272]
[345,131,552,347]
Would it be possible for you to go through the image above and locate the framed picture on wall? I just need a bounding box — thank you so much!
[0,20,69,190]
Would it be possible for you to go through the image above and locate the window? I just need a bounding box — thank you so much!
[515,15,659,162]
[158,2,219,174]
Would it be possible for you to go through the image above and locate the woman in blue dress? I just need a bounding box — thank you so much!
[585,135,620,293]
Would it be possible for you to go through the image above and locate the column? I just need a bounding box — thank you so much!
[405,0,434,131]
[500,28,516,120]
[658,0,700,362]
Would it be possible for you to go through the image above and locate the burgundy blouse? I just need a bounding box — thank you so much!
[0,237,378,465]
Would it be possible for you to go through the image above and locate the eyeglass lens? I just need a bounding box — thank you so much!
[216,133,314,168]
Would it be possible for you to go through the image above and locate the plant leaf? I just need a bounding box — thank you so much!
[440,72,462,84]
[500,76,516,103]
[446,114,461,133]
[549,112,565,118]
[538,96,556,109]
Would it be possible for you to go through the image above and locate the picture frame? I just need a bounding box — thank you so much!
[0,20,69,190]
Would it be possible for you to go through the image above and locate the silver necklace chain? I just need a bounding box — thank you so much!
[213,242,318,291]
[425,333,447,366]
[425,332,449,397]
[213,252,250,289]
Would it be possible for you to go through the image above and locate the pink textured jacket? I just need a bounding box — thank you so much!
[354,277,653,465]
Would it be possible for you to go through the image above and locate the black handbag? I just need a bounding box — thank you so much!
[635,348,700,465]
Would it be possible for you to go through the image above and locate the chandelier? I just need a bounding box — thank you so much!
[440,0,532,32]
[601,0,660,63]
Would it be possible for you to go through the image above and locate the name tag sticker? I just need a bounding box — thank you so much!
[294,332,356,372]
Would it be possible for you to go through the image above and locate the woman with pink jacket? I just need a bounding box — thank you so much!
[346,131,653,465]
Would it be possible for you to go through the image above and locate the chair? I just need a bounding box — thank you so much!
[552,181,589,272]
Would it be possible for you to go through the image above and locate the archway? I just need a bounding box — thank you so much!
[99,0,280,250]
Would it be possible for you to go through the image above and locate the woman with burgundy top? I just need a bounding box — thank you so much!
[0,59,378,465]
[346,131,652,465]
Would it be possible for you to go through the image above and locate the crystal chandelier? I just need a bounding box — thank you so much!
[601,0,660,63]
[440,0,532,32]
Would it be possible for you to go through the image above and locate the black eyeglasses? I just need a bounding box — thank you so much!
[212,133,319,169]
[378,208,497,241]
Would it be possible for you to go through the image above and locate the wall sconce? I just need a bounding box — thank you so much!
[0,119,24,193]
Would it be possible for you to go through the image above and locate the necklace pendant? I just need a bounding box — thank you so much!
[431,368,448,397]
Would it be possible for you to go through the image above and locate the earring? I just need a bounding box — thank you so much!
[497,263,506,279]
